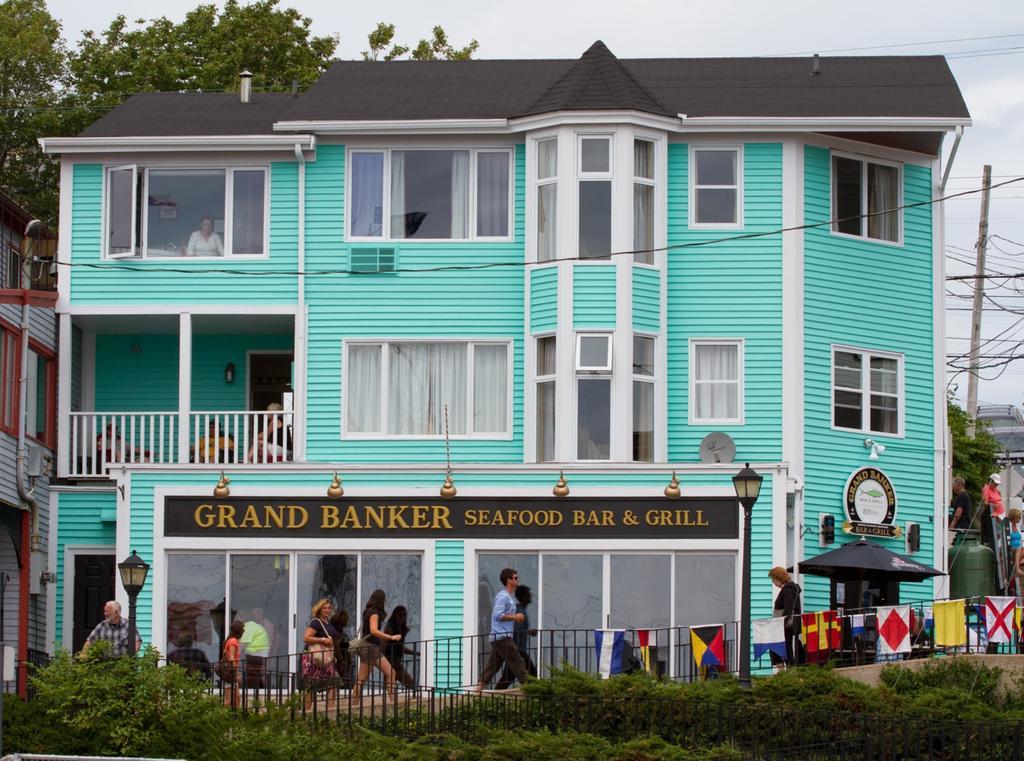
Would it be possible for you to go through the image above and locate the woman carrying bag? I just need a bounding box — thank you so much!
[352,589,400,701]
[220,619,244,707]
[769,566,804,666]
[302,598,339,713]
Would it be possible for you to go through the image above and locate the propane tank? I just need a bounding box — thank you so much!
[948,532,996,598]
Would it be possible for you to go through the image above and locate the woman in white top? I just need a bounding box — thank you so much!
[186,216,224,256]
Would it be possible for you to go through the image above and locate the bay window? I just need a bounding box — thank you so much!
[690,340,743,424]
[633,335,655,462]
[576,333,611,460]
[537,139,558,262]
[832,154,901,243]
[633,139,655,264]
[578,136,612,259]
[832,347,902,435]
[536,335,556,462]
[349,149,512,241]
[345,340,510,436]
[103,165,267,258]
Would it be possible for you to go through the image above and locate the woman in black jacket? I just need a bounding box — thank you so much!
[769,566,803,666]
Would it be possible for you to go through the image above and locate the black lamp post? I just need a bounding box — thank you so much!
[118,550,149,657]
[732,463,763,689]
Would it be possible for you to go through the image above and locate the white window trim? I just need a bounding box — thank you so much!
[632,333,657,463]
[345,147,515,243]
[575,132,615,263]
[689,145,744,230]
[575,332,613,372]
[534,135,559,264]
[830,343,905,438]
[101,165,270,260]
[829,150,904,247]
[340,338,514,440]
[688,338,745,425]
[632,136,658,267]
[534,333,557,463]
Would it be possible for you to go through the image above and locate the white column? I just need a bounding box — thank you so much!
[293,305,307,461]
[177,312,192,463]
[56,313,72,476]
[932,155,950,599]
[555,126,576,461]
[611,129,634,462]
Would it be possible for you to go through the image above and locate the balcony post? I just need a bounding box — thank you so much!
[177,312,191,463]
[57,314,71,477]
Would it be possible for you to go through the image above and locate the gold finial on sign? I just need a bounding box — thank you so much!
[552,471,570,498]
[213,471,231,498]
[440,403,457,498]
[664,471,681,499]
[327,472,344,499]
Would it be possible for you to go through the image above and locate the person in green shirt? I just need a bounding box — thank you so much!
[239,609,271,687]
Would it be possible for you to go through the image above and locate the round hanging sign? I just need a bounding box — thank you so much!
[844,467,897,526]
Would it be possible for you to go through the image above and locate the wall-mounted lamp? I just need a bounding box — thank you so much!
[224,362,236,384]
[864,438,886,461]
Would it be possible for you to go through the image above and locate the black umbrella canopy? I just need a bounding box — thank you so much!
[798,538,944,583]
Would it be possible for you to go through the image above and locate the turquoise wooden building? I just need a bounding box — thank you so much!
[39,42,970,683]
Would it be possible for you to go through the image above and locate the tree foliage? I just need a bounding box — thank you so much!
[948,397,1001,504]
[362,22,479,61]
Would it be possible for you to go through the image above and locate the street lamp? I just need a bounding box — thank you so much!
[732,463,763,690]
[118,550,149,657]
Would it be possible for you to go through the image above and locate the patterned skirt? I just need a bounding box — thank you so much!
[301,652,339,688]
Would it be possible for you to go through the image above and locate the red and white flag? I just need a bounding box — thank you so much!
[986,597,1016,644]
[876,605,911,655]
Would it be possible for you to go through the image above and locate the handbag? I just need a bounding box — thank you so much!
[306,619,334,666]
[348,636,366,652]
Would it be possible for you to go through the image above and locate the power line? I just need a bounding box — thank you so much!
[766,32,1024,56]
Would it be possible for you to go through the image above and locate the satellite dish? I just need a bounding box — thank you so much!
[699,432,736,464]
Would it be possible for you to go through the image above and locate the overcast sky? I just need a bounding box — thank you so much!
[45,0,1024,409]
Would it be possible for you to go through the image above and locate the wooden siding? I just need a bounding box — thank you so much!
[802,146,936,609]
[530,266,558,334]
[190,334,293,410]
[304,145,527,463]
[54,488,117,647]
[434,539,464,688]
[67,162,298,305]
[572,264,616,328]
[94,334,179,411]
[666,142,784,464]
[632,266,660,332]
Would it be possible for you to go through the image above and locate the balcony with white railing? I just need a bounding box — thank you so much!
[68,409,294,477]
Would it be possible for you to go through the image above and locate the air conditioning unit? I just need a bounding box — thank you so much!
[350,246,398,274]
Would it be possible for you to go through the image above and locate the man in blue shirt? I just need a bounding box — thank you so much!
[475,567,529,693]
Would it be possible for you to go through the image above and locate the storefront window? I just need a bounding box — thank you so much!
[674,554,736,629]
[295,554,358,650]
[360,553,422,644]
[166,554,225,665]
[230,554,290,671]
[477,554,539,641]
[609,555,671,630]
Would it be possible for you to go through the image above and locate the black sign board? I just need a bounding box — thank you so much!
[164,496,741,540]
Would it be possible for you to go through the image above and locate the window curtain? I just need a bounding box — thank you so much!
[232,170,265,254]
[694,344,739,419]
[390,152,406,238]
[351,153,383,237]
[347,345,382,432]
[477,153,509,237]
[633,184,653,264]
[450,151,470,238]
[473,345,507,433]
[388,343,467,434]
[633,379,654,462]
[537,185,557,262]
[867,164,898,241]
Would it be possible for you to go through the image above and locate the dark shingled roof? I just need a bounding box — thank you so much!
[80,92,297,137]
[78,43,970,138]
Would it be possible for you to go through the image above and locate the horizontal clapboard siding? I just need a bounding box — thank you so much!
[55,488,117,647]
[802,145,936,609]
[632,266,660,332]
[68,162,298,305]
[530,266,558,334]
[94,334,179,411]
[434,539,465,689]
[572,264,616,328]
[304,144,527,463]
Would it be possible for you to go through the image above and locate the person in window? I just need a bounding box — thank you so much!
[186,215,224,256]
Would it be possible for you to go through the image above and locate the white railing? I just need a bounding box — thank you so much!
[68,410,294,476]
[189,410,294,466]
[69,412,179,476]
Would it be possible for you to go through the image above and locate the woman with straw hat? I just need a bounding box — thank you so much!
[302,598,339,713]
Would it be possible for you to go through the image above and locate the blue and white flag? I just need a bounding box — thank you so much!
[594,629,625,678]
[752,617,787,661]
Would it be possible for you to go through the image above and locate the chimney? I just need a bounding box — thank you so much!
[240,71,253,103]
[811,54,820,76]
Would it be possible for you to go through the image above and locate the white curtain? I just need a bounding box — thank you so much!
[388,343,467,434]
[537,184,557,262]
[633,183,652,264]
[633,379,654,462]
[477,152,509,237]
[347,345,381,432]
[868,163,898,241]
[390,152,406,238]
[350,153,383,237]
[450,151,469,238]
[694,344,739,420]
[473,345,507,433]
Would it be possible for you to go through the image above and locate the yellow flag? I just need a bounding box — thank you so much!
[934,599,967,647]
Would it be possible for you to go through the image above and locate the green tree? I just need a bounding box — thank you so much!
[948,397,1001,505]
[362,22,478,61]
[0,0,67,223]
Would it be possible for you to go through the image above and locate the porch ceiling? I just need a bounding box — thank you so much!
[74,313,294,335]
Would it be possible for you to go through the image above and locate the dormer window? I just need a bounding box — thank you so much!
[348,149,512,241]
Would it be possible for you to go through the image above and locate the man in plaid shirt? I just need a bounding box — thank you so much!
[84,601,141,657]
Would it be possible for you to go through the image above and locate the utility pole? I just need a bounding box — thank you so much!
[966,164,992,437]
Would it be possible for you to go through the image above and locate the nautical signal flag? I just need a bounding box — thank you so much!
[594,629,625,678]
[801,611,841,663]
[876,605,911,655]
[934,600,967,647]
[985,597,1015,645]
[690,624,726,669]
[752,617,787,661]
[635,629,653,674]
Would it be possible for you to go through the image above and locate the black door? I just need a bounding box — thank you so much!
[72,554,115,652]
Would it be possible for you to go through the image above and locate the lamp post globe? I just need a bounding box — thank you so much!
[118,550,149,656]
[732,463,762,689]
